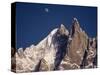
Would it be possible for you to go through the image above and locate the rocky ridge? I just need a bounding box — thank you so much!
[11,18,97,73]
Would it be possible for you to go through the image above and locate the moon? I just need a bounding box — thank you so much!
[45,8,49,12]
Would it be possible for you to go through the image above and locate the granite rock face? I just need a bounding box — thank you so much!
[58,18,88,70]
[11,18,97,73]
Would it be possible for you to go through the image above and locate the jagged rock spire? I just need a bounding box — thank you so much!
[73,18,79,24]
[59,18,89,70]
[73,17,80,30]
[71,18,80,36]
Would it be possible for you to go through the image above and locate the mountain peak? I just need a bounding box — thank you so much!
[73,17,80,27]
[73,17,78,22]
[60,24,65,28]
[12,19,97,72]
[58,24,69,36]
[73,17,79,23]
[70,18,81,36]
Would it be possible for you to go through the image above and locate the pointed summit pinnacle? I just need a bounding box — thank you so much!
[73,17,78,22]
[58,24,69,36]
[72,17,80,30]
[60,24,65,28]
[71,18,81,36]
[73,17,79,26]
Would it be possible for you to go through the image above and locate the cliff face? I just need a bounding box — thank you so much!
[11,18,97,73]
[59,18,88,70]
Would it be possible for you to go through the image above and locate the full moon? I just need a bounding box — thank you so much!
[45,8,49,12]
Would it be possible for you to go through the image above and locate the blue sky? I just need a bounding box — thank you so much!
[16,2,97,49]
